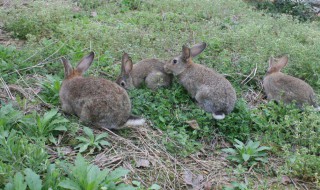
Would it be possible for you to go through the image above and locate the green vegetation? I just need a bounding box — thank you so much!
[58,155,134,190]
[0,0,319,188]
[75,127,110,153]
[4,155,134,190]
[247,0,318,22]
[222,139,271,167]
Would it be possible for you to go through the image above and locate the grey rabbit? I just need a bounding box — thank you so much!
[263,55,319,110]
[59,52,145,129]
[164,42,237,120]
[116,52,172,90]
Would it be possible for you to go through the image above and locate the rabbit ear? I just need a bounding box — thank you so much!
[61,57,73,78]
[276,55,288,70]
[122,52,133,75]
[268,56,274,68]
[190,42,207,57]
[182,45,191,61]
[76,52,95,74]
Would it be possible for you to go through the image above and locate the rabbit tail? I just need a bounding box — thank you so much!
[124,115,145,126]
[212,112,225,120]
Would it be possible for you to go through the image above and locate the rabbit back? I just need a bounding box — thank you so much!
[178,64,236,115]
[131,59,172,89]
[263,73,317,107]
[60,77,131,129]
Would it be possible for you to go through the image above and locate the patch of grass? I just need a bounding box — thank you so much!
[74,0,106,10]
[0,0,74,40]
[129,83,213,155]
[246,0,317,22]
[291,154,320,183]
[253,102,320,154]
[281,148,320,185]
[1,0,320,187]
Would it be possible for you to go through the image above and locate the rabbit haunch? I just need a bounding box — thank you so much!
[116,52,172,90]
[59,52,145,129]
[263,55,319,110]
[164,42,237,120]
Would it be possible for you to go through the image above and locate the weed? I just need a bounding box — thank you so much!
[75,127,110,153]
[0,130,49,175]
[20,109,69,141]
[132,181,161,190]
[39,75,62,106]
[59,154,135,190]
[223,181,250,190]
[120,0,143,12]
[5,164,63,190]
[222,139,271,167]
[284,148,320,184]
[0,104,23,132]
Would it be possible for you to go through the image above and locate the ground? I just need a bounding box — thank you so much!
[0,0,319,189]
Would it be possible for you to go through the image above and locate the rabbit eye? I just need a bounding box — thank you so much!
[173,59,177,64]
[120,81,125,87]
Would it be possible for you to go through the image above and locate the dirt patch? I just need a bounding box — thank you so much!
[0,28,25,48]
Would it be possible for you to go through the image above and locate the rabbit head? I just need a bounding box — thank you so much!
[266,55,288,75]
[61,52,95,79]
[116,52,134,90]
[164,42,207,75]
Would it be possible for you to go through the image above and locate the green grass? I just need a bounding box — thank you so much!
[0,0,320,188]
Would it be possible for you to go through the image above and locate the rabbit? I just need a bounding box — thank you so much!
[263,55,319,110]
[163,42,237,120]
[116,52,172,90]
[59,52,145,129]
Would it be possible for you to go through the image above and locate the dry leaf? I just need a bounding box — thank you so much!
[136,159,150,168]
[281,175,291,185]
[60,147,73,155]
[94,153,108,166]
[72,6,81,12]
[193,174,204,190]
[203,181,212,190]
[183,170,204,190]
[183,170,193,185]
[91,11,98,17]
[186,120,200,130]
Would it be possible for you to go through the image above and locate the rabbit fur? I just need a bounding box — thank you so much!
[164,42,237,120]
[116,53,172,90]
[59,52,145,129]
[263,55,319,110]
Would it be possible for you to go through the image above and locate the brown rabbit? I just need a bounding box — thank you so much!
[116,52,172,90]
[59,52,145,129]
[164,42,237,120]
[263,55,319,109]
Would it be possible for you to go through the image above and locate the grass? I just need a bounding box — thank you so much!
[0,0,320,189]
